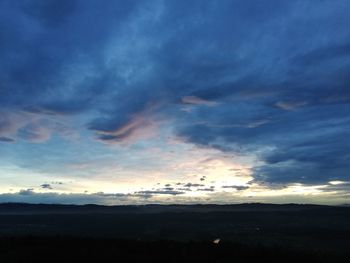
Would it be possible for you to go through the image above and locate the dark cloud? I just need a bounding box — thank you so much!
[176,188,192,192]
[183,183,205,188]
[94,192,132,198]
[0,137,15,142]
[323,182,350,193]
[222,185,249,191]
[40,184,53,190]
[21,0,77,27]
[135,190,185,196]
[0,189,187,204]
[162,187,174,191]
[51,181,64,185]
[197,188,215,192]
[19,188,35,195]
[293,42,350,66]
[252,127,350,184]
[0,0,138,111]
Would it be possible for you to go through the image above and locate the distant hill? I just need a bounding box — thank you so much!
[0,202,343,214]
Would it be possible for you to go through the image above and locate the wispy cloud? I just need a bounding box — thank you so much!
[181,96,218,107]
[274,101,307,111]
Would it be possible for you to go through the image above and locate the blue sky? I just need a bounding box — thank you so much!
[0,0,350,205]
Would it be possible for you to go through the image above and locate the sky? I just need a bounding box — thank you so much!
[0,0,350,205]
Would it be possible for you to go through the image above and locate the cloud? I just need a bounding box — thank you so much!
[17,122,52,143]
[197,188,215,192]
[293,42,350,66]
[80,188,187,201]
[51,181,64,185]
[0,110,77,143]
[181,96,218,107]
[135,190,185,196]
[183,183,205,188]
[1,181,349,205]
[40,184,53,190]
[274,101,307,111]
[89,101,162,144]
[93,113,158,144]
[253,129,350,184]
[176,188,192,192]
[0,190,131,205]
[19,188,35,196]
[21,0,77,27]
[222,185,249,191]
[0,137,15,143]
[0,0,139,111]
[0,189,185,205]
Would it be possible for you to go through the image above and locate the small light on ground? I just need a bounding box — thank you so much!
[213,238,220,244]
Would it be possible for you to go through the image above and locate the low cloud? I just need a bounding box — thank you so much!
[41,184,53,190]
[135,190,185,196]
[0,136,15,142]
[183,183,205,188]
[222,185,249,191]
[19,189,35,195]
[197,188,215,192]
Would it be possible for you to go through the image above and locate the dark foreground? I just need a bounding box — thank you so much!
[1,203,350,262]
[1,236,348,263]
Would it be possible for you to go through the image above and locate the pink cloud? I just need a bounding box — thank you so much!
[0,110,78,143]
[181,96,218,107]
[95,103,162,145]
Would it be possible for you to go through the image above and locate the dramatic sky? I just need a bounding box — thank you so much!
[1,0,350,205]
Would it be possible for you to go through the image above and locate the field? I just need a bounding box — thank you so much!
[0,203,349,262]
